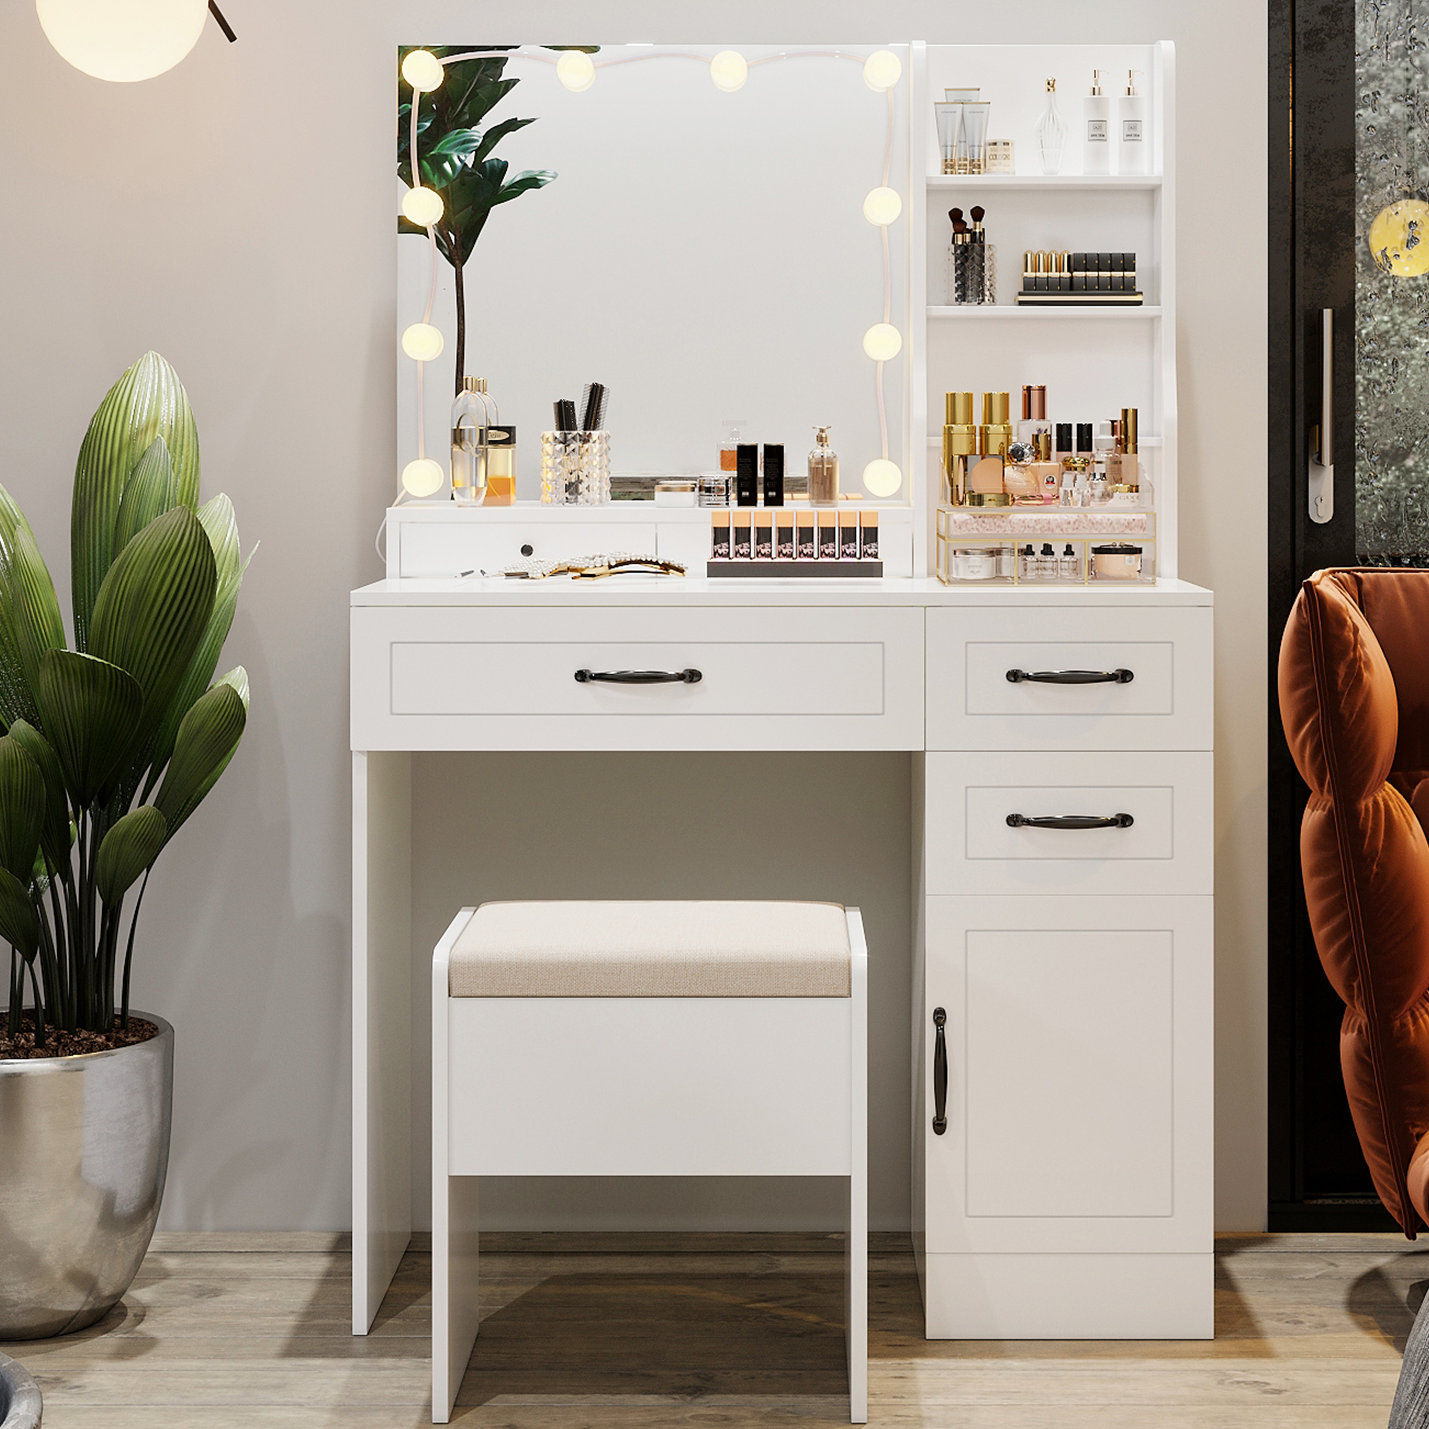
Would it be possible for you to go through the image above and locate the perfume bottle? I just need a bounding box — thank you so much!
[942,391,978,505]
[1119,70,1148,175]
[809,425,840,506]
[1017,385,1050,447]
[1036,78,1067,175]
[719,420,745,477]
[1083,69,1112,176]
[450,376,495,505]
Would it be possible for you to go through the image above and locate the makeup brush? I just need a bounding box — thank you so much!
[578,383,594,432]
[587,383,608,432]
[948,207,964,227]
[968,206,987,304]
[556,398,577,432]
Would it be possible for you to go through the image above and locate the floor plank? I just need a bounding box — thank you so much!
[1,1231,1419,1427]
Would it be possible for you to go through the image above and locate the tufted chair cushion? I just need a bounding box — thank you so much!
[1279,569,1429,1236]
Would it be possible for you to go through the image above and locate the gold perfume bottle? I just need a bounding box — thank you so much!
[941,391,977,505]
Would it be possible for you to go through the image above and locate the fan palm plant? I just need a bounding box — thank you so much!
[0,352,251,1048]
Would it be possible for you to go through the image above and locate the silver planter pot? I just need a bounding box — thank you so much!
[0,1352,42,1428]
[0,1014,173,1340]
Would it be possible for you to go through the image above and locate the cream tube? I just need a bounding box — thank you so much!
[962,101,990,173]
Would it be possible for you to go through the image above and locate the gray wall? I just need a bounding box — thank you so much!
[0,0,1266,1232]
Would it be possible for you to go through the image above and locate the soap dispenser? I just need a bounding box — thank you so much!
[1083,69,1112,175]
[1118,69,1148,175]
[808,425,840,506]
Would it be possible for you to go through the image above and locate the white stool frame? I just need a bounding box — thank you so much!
[431,905,868,1423]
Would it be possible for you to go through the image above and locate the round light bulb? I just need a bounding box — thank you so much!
[401,185,445,227]
[401,49,445,93]
[863,49,903,92]
[556,50,595,92]
[710,50,748,92]
[862,459,903,498]
[862,186,903,226]
[401,323,445,362]
[36,0,207,82]
[401,458,444,499]
[861,323,902,363]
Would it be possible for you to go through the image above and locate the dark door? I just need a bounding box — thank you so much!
[1269,0,1429,1228]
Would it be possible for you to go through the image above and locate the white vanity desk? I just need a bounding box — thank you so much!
[350,571,1215,1342]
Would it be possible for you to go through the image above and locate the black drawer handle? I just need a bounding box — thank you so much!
[574,668,703,685]
[1006,813,1135,830]
[932,1007,948,1136]
[1006,668,1134,685]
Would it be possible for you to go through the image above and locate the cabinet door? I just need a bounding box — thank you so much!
[922,895,1212,1254]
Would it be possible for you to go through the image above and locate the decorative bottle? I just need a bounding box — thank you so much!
[450,376,495,505]
[1083,70,1112,176]
[808,425,840,506]
[1118,70,1148,175]
[1035,78,1066,175]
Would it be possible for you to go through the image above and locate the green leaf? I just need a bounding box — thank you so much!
[34,650,144,807]
[0,735,44,884]
[493,169,557,206]
[114,436,179,554]
[88,505,216,743]
[154,678,246,839]
[145,495,252,785]
[472,115,534,165]
[8,720,72,872]
[0,486,38,730]
[96,805,166,905]
[71,351,200,649]
[428,126,482,159]
[0,867,38,960]
[0,496,65,726]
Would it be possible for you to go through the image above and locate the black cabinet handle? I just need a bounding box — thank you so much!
[574,668,703,685]
[932,1007,948,1136]
[1006,813,1135,830]
[1006,667,1134,685]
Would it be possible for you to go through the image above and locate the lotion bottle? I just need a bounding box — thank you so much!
[1082,69,1112,176]
[1118,69,1148,175]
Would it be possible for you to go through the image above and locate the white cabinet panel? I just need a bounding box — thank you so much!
[924,751,1214,895]
[352,605,925,751]
[921,895,1212,1256]
[926,607,1213,751]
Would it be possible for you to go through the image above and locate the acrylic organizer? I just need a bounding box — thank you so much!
[540,431,611,505]
[936,505,1158,585]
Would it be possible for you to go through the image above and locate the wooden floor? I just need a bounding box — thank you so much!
[3,1231,1425,1427]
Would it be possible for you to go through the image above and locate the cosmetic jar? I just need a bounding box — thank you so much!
[953,547,998,581]
[1090,542,1143,580]
[1107,484,1139,507]
[966,491,1012,508]
[655,479,698,507]
[698,474,730,507]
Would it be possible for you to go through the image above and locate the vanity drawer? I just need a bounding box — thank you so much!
[923,751,1213,896]
[351,605,924,750]
[390,519,651,577]
[925,606,1213,752]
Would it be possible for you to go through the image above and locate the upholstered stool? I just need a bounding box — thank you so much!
[431,899,868,1423]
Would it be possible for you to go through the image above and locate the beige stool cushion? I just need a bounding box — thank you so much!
[448,900,851,998]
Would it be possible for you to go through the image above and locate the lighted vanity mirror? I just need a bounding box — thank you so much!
[396,44,910,504]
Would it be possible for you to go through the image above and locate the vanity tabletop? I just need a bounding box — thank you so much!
[351,575,1213,608]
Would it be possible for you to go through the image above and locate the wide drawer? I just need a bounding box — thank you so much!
[391,519,651,577]
[351,605,924,750]
[923,751,1213,896]
[926,606,1213,752]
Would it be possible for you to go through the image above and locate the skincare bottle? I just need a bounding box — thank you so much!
[1059,543,1080,581]
[735,443,759,507]
[1036,78,1067,175]
[1083,69,1112,176]
[450,376,494,505]
[809,426,840,506]
[732,509,752,559]
[1093,420,1116,480]
[942,391,978,505]
[1020,544,1036,581]
[762,443,785,506]
[1118,70,1147,175]
[963,99,991,174]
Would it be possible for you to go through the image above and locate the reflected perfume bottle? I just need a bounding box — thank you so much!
[1036,78,1067,175]
[451,376,495,506]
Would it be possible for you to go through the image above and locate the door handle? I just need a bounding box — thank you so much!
[932,1007,948,1136]
[1006,813,1135,830]
[1006,668,1134,685]
[574,668,703,685]
[1309,306,1334,524]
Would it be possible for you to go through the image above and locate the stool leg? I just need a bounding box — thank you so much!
[846,908,869,1424]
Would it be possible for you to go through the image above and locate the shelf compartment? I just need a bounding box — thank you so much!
[926,174,1163,191]
[927,306,1163,320]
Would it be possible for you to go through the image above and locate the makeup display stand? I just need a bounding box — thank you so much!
[354,40,1212,1355]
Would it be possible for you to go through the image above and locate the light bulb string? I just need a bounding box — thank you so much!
[397,44,902,520]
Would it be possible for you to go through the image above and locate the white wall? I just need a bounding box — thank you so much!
[0,0,1266,1232]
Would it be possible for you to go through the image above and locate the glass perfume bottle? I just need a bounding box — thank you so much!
[1036,78,1067,175]
[809,425,840,506]
[451,376,495,505]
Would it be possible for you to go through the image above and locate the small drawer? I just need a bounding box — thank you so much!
[926,606,1212,751]
[923,751,1213,896]
[352,605,924,751]
[392,519,650,577]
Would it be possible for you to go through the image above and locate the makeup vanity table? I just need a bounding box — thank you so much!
[356,36,1213,1348]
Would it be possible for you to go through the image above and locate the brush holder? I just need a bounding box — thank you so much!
[540,431,611,506]
[947,242,996,304]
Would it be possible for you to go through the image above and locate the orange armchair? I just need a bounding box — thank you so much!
[1279,568,1429,1237]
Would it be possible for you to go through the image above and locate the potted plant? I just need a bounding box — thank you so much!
[0,351,251,1339]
